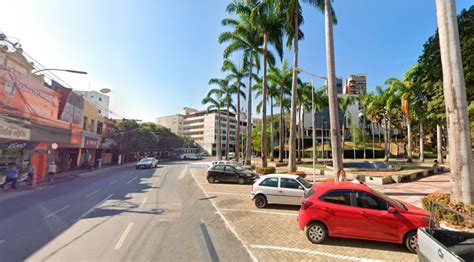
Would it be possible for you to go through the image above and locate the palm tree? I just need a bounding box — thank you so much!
[220,0,262,165]
[208,78,241,160]
[276,0,335,172]
[256,81,279,162]
[297,81,312,162]
[202,94,225,160]
[366,86,389,160]
[313,88,328,160]
[250,1,284,167]
[339,95,356,160]
[222,59,247,163]
[268,60,292,162]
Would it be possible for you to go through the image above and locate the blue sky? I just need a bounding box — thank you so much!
[1,0,472,122]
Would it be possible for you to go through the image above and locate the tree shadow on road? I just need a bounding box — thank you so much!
[321,237,411,254]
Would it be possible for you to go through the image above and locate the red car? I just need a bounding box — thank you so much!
[298,182,430,253]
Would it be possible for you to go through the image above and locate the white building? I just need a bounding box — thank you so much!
[157,107,256,156]
[75,90,110,118]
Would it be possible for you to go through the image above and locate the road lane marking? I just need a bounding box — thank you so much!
[108,180,117,186]
[178,166,188,180]
[126,176,137,184]
[114,222,134,250]
[251,245,383,262]
[79,194,113,219]
[220,208,298,217]
[207,192,248,196]
[139,197,148,209]
[190,172,258,262]
[86,189,102,197]
[129,171,134,175]
[0,240,5,243]
[44,205,71,219]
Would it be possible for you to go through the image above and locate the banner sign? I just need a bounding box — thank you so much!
[0,118,30,140]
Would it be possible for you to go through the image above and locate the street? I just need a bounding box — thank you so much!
[0,161,252,262]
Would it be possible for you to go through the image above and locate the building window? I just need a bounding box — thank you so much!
[83,117,88,130]
[99,97,102,102]
[98,109,102,114]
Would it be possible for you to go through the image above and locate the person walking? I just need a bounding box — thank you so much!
[47,161,57,182]
[337,169,347,182]
[2,164,19,190]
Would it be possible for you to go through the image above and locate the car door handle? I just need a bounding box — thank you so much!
[278,190,283,193]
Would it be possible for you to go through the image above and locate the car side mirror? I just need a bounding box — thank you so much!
[298,186,304,190]
[388,207,397,214]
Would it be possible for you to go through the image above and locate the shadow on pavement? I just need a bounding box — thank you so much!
[321,237,410,254]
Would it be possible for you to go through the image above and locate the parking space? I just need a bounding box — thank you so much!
[190,167,417,261]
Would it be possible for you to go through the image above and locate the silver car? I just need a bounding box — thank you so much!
[250,174,312,208]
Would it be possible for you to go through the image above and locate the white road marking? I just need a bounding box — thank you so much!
[44,205,71,219]
[0,240,6,243]
[178,166,188,180]
[154,172,167,188]
[79,194,113,219]
[129,171,134,175]
[190,171,258,262]
[114,222,134,250]
[251,245,383,262]
[207,192,249,196]
[108,180,117,186]
[156,218,174,222]
[126,176,137,184]
[86,189,102,197]
[139,197,148,209]
[221,208,298,217]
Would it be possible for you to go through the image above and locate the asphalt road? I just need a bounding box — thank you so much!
[0,161,252,262]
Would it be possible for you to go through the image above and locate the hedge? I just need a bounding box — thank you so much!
[256,167,276,175]
[421,193,474,229]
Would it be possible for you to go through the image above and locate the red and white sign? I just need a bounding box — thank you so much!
[84,137,98,148]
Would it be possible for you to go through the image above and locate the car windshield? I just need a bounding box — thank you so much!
[231,165,244,171]
[296,177,312,189]
[139,159,152,163]
[371,189,407,210]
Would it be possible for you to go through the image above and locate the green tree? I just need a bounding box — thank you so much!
[338,95,356,159]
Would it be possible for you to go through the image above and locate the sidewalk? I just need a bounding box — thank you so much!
[0,162,135,200]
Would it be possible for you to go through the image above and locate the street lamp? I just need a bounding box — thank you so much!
[13,68,87,82]
[295,67,327,182]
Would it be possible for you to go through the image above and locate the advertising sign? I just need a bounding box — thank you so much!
[0,118,31,140]
[84,137,98,148]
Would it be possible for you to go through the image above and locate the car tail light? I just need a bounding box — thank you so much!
[301,200,313,210]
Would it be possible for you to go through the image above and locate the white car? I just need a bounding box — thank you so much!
[250,174,313,208]
[207,160,236,169]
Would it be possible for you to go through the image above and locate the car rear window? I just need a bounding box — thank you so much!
[320,190,352,206]
[304,188,317,199]
[259,177,278,187]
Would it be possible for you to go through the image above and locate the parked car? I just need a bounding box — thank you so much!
[188,154,202,160]
[136,157,158,169]
[250,174,313,208]
[417,203,474,261]
[207,164,258,184]
[208,160,251,170]
[228,152,235,159]
[298,182,430,253]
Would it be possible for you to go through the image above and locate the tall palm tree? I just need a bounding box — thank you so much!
[222,59,247,163]
[202,94,225,160]
[256,81,279,162]
[338,95,356,160]
[250,1,284,167]
[276,0,336,171]
[268,60,292,162]
[220,0,262,165]
[313,88,328,160]
[297,81,312,162]
[208,78,242,160]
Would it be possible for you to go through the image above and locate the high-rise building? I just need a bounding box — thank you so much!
[75,90,110,118]
[157,107,256,156]
[345,74,366,95]
[325,77,343,94]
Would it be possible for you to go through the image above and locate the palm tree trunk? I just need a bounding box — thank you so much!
[300,106,304,162]
[217,113,222,160]
[270,96,274,162]
[406,117,413,162]
[245,54,253,165]
[321,116,325,160]
[324,0,343,174]
[437,124,443,164]
[436,0,474,204]
[261,33,268,167]
[313,109,318,161]
[226,103,230,160]
[235,79,241,163]
[419,120,424,162]
[297,107,301,163]
[342,115,345,160]
[279,84,284,162]
[363,113,367,159]
[288,10,299,172]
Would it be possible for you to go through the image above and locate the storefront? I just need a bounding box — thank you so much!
[78,132,101,168]
[0,116,32,179]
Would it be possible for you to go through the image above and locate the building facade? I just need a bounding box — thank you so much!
[75,90,110,118]
[345,74,367,95]
[157,107,255,156]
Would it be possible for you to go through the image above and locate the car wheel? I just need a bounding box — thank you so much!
[237,177,245,185]
[404,231,417,253]
[207,176,216,184]
[254,195,267,208]
[306,222,328,244]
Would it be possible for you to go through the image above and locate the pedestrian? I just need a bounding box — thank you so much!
[2,164,19,189]
[27,162,35,185]
[47,161,57,182]
[337,169,347,182]
[88,159,94,172]
[97,158,102,169]
[68,157,73,171]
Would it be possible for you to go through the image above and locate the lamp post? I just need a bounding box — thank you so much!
[295,67,326,182]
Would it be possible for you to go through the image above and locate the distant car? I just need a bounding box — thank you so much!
[298,182,430,253]
[207,164,258,184]
[251,174,313,208]
[228,152,235,159]
[136,157,158,169]
[208,160,251,170]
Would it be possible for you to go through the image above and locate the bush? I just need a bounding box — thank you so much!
[421,193,474,229]
[256,167,276,175]
[275,162,287,167]
[287,171,306,178]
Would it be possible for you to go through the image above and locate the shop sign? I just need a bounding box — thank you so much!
[0,118,30,140]
[85,137,98,148]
